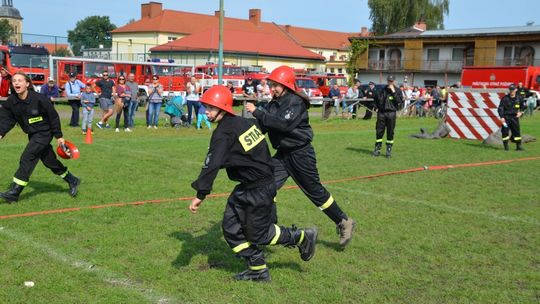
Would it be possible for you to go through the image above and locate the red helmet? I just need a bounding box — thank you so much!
[57,141,80,160]
[268,65,296,91]
[200,85,234,115]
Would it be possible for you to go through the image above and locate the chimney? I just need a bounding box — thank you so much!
[141,2,163,19]
[285,25,291,33]
[360,27,369,37]
[249,9,261,26]
[414,21,426,31]
[214,10,220,17]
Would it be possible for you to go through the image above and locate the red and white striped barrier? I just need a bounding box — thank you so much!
[446,90,505,140]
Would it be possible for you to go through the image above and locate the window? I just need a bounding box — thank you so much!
[168,36,177,42]
[427,49,439,61]
[452,48,464,61]
[330,68,335,73]
[338,68,343,74]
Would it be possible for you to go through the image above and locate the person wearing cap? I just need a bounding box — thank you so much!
[498,84,525,151]
[0,71,80,203]
[362,81,377,120]
[64,72,86,127]
[242,77,256,99]
[189,85,318,282]
[0,66,11,97]
[372,75,403,158]
[245,65,356,247]
[39,78,59,102]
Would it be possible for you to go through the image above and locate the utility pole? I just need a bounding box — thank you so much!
[218,0,224,85]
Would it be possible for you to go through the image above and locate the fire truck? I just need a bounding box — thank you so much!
[461,66,540,90]
[295,76,323,105]
[53,57,192,98]
[193,63,245,95]
[0,44,50,87]
[310,73,348,97]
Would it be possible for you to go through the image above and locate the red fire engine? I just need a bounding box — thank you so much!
[295,76,323,105]
[193,63,245,95]
[310,73,348,97]
[461,66,540,90]
[54,57,192,96]
[0,44,50,87]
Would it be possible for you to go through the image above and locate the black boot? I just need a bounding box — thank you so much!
[516,142,524,151]
[503,140,509,151]
[296,227,318,261]
[372,142,382,157]
[386,144,393,159]
[233,268,270,282]
[63,172,80,197]
[0,182,25,203]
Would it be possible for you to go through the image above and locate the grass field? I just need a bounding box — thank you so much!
[0,105,539,303]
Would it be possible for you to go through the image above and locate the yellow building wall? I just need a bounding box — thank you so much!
[0,17,22,44]
[474,38,497,66]
[404,39,423,70]
[112,32,187,61]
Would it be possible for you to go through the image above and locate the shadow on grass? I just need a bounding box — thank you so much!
[169,221,302,273]
[346,147,373,156]
[19,180,66,200]
[463,142,502,151]
[318,239,344,252]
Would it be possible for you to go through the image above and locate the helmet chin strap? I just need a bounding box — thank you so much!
[208,109,224,122]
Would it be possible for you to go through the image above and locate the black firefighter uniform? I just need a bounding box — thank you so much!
[498,93,525,150]
[191,114,310,273]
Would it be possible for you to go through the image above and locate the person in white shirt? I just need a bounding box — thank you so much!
[185,76,201,125]
[256,78,272,100]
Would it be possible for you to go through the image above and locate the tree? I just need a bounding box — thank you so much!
[0,19,15,44]
[368,0,449,35]
[51,46,72,57]
[67,16,116,56]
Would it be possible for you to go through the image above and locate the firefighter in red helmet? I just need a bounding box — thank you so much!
[245,65,356,247]
[0,72,80,203]
[189,85,318,282]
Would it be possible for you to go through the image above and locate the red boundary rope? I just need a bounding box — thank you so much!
[1,156,539,220]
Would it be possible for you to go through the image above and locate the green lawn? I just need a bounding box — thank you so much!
[0,105,539,303]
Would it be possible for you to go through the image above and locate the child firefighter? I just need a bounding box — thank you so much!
[189,85,317,282]
[0,71,80,203]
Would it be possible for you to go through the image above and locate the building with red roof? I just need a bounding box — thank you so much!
[112,2,359,74]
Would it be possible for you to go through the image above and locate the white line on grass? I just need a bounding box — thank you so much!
[328,185,540,225]
[0,227,176,304]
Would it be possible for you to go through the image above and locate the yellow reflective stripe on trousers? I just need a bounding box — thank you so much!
[375,139,383,143]
[249,264,267,271]
[270,224,281,245]
[502,136,510,141]
[514,137,522,140]
[13,177,28,186]
[60,171,69,178]
[297,230,305,245]
[319,196,334,210]
[232,242,250,253]
[386,140,394,144]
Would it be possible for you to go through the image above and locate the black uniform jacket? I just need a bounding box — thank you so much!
[375,85,403,112]
[252,91,313,152]
[191,114,273,200]
[498,94,524,117]
[0,90,63,143]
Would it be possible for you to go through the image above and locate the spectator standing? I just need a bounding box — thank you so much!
[40,78,59,102]
[185,76,201,125]
[64,72,85,127]
[362,81,377,120]
[80,83,96,135]
[0,67,10,97]
[350,80,364,119]
[114,75,132,132]
[196,103,211,130]
[526,91,537,117]
[256,78,272,100]
[147,75,163,129]
[242,77,256,99]
[95,71,116,129]
[125,73,139,129]
[344,81,360,119]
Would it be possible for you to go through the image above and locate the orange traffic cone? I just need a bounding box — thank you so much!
[85,127,93,144]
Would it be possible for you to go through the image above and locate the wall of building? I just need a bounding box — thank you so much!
[112,32,187,61]
[0,17,22,44]
[356,71,460,87]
